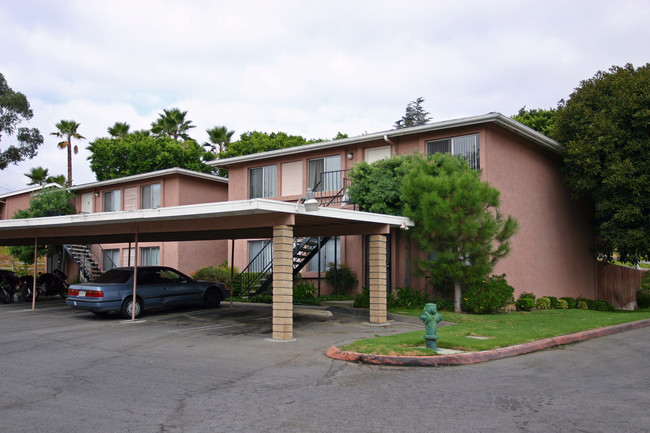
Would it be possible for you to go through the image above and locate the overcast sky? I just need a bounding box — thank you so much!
[1,0,648,193]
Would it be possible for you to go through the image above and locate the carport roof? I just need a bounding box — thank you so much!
[0,199,413,246]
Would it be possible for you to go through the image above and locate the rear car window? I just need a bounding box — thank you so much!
[92,269,133,284]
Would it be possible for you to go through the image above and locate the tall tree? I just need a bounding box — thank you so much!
[220,131,320,159]
[0,72,43,169]
[107,121,130,138]
[401,153,518,312]
[205,125,235,154]
[51,120,84,185]
[511,106,557,136]
[150,108,195,141]
[24,166,50,185]
[394,97,431,129]
[553,63,650,265]
[87,135,215,180]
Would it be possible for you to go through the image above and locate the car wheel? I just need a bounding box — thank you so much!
[203,287,222,308]
[121,296,143,319]
[59,284,69,298]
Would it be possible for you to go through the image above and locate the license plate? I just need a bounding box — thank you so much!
[79,290,86,297]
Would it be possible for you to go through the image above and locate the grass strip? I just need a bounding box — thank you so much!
[341,309,650,356]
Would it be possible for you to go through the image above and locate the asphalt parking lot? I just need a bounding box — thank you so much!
[3,297,650,433]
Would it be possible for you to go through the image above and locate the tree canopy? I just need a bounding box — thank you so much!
[553,63,650,265]
[220,131,321,159]
[0,72,43,170]
[205,125,235,154]
[8,187,76,263]
[394,97,431,129]
[401,153,518,312]
[151,108,195,141]
[347,154,417,215]
[511,106,557,136]
[87,135,216,180]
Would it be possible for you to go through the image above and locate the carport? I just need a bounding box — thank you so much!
[0,199,412,340]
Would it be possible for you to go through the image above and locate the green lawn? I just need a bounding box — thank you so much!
[340,308,650,356]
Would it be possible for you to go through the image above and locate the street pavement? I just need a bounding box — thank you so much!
[1,298,649,432]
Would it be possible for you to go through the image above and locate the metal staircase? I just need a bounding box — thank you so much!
[236,169,351,296]
[63,244,103,282]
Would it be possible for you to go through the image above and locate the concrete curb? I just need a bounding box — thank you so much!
[325,318,650,367]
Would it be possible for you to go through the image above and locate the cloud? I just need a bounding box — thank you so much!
[1,0,649,193]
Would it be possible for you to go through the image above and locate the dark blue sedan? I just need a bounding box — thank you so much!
[66,266,229,319]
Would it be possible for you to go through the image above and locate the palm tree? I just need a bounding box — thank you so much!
[150,108,195,141]
[204,125,235,154]
[51,120,85,185]
[107,122,130,138]
[24,166,50,185]
[46,174,67,186]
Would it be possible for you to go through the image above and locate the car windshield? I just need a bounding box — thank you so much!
[92,269,133,284]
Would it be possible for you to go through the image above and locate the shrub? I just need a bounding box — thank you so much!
[192,261,236,284]
[293,281,316,300]
[430,295,454,312]
[556,299,569,309]
[591,299,614,311]
[461,274,515,314]
[637,272,650,308]
[536,297,551,310]
[576,300,589,310]
[515,292,536,312]
[353,287,369,308]
[576,296,596,310]
[560,297,576,309]
[546,296,558,309]
[325,263,358,294]
[394,286,430,309]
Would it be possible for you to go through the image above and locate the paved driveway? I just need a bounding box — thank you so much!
[1,298,649,432]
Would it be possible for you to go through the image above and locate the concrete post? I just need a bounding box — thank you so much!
[369,234,387,324]
[272,225,294,340]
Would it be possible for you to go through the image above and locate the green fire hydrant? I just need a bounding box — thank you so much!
[419,303,442,350]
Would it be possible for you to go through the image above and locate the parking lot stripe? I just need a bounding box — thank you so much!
[166,323,243,333]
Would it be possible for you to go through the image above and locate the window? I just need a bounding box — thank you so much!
[249,165,277,198]
[308,155,341,192]
[426,134,479,169]
[141,183,161,209]
[103,249,120,271]
[308,237,340,272]
[365,146,391,164]
[140,247,160,266]
[103,190,121,212]
[248,240,273,273]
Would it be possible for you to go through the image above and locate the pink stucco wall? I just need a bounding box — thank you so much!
[1,192,32,220]
[481,125,595,299]
[224,124,596,299]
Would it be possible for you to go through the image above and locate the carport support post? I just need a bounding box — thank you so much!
[32,237,37,311]
[369,234,388,324]
[272,225,294,340]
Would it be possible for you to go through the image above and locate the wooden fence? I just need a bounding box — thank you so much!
[596,263,647,309]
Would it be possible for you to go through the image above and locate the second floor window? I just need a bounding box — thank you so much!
[141,183,161,209]
[426,134,480,170]
[308,155,341,192]
[249,165,277,198]
[103,190,121,212]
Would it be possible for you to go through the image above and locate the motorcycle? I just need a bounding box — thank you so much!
[0,270,19,304]
[19,269,70,301]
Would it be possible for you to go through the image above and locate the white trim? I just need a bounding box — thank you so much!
[0,198,413,231]
[0,183,62,200]
[209,112,562,167]
[69,167,227,192]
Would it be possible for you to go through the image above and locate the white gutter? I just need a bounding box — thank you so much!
[209,112,562,167]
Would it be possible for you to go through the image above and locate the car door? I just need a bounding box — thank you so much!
[135,269,165,308]
[154,268,202,306]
